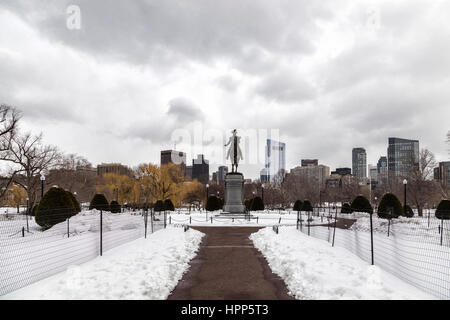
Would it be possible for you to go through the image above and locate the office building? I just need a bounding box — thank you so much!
[331,167,351,176]
[217,166,228,184]
[352,148,367,182]
[161,149,187,177]
[301,159,318,167]
[261,139,286,183]
[434,161,450,187]
[97,163,133,177]
[290,164,330,186]
[387,137,419,177]
[192,154,209,184]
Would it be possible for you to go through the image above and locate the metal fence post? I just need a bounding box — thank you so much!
[100,210,103,256]
[370,213,374,265]
[299,211,302,230]
[440,219,443,246]
[22,226,24,237]
[297,211,299,230]
[67,218,70,238]
[151,208,154,233]
[307,211,310,236]
[144,208,148,239]
[190,216,192,224]
[332,209,338,247]
[164,210,166,229]
[169,216,171,225]
[387,218,391,237]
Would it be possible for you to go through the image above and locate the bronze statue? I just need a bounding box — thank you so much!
[224,129,243,173]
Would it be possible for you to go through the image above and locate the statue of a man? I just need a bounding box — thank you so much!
[224,129,243,172]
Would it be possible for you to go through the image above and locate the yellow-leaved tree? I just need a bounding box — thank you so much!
[7,185,28,213]
[136,163,184,206]
[96,173,137,204]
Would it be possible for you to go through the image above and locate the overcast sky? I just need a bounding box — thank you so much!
[0,0,449,179]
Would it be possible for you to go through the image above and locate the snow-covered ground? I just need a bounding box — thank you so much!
[0,209,164,296]
[251,227,435,300]
[2,227,203,300]
[167,210,332,227]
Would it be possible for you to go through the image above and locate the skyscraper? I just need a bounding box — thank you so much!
[434,161,450,187]
[217,166,228,185]
[377,156,388,175]
[261,139,286,183]
[352,148,367,182]
[192,154,209,184]
[387,137,419,177]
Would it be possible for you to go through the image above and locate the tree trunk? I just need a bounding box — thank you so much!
[418,206,423,217]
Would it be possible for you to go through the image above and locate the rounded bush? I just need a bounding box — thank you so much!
[110,200,121,213]
[89,194,110,211]
[154,200,165,212]
[341,203,353,214]
[302,200,313,212]
[36,187,75,229]
[250,196,264,211]
[66,191,81,216]
[293,200,303,212]
[164,199,175,211]
[30,204,39,217]
[404,205,414,218]
[377,193,403,218]
[435,200,450,220]
[351,195,373,214]
[206,196,220,211]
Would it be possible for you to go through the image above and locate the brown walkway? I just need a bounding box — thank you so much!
[168,227,294,300]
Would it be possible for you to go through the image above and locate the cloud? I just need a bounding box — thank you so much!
[1,0,450,179]
[167,97,205,123]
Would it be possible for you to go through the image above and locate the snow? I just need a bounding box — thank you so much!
[250,227,435,300]
[2,227,203,300]
[0,209,165,296]
[166,209,332,227]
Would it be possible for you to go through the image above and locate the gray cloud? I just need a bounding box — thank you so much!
[167,97,205,123]
[1,0,449,178]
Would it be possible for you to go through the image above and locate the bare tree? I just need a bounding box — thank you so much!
[2,133,61,207]
[407,148,438,216]
[0,105,21,197]
[46,154,96,202]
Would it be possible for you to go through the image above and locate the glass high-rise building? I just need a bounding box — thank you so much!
[352,147,367,182]
[387,137,419,177]
[260,139,286,183]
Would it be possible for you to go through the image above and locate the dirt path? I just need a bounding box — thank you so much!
[168,226,294,300]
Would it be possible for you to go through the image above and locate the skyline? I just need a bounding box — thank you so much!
[0,1,449,179]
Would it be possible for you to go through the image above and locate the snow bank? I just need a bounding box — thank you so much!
[2,227,203,300]
[250,227,434,300]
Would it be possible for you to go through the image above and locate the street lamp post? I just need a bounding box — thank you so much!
[403,179,408,216]
[205,184,209,210]
[40,175,45,199]
[374,196,378,213]
[261,184,265,206]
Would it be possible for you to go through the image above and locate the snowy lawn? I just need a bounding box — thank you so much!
[166,210,331,227]
[2,227,203,300]
[250,227,435,300]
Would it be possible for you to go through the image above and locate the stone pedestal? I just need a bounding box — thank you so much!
[223,172,245,214]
